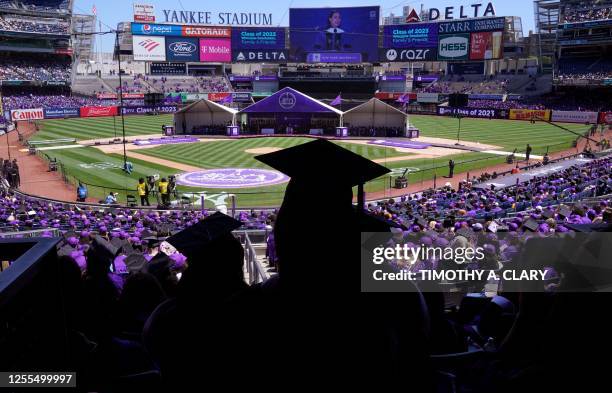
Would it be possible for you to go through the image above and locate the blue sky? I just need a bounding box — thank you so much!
[74,0,537,52]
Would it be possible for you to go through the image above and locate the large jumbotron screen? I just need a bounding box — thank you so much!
[288,6,380,63]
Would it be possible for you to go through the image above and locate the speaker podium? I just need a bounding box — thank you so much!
[227,125,240,137]
[335,127,348,137]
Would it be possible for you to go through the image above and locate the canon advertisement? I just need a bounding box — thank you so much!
[10,108,44,121]
[437,106,508,119]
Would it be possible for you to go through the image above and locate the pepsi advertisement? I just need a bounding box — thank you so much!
[131,23,183,36]
[232,27,285,49]
[383,23,438,48]
[165,37,200,61]
[289,6,380,63]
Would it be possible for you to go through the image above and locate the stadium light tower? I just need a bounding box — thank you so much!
[114,30,128,172]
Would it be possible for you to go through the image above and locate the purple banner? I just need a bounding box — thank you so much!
[384,23,438,48]
[231,27,286,49]
[254,75,278,81]
[380,75,406,81]
[369,139,430,150]
[437,106,508,119]
[121,106,179,115]
[415,75,439,83]
[229,75,253,82]
[306,52,362,63]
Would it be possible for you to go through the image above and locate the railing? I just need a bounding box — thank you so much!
[242,232,269,285]
[0,228,62,239]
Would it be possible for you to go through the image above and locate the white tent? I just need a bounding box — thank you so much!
[342,98,408,131]
[174,99,239,134]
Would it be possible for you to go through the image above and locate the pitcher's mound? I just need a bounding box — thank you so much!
[244,147,283,154]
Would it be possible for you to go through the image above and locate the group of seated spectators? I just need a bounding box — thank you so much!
[0,60,70,81]
[468,99,545,110]
[0,0,71,14]
[147,76,231,94]
[0,14,69,34]
[369,156,611,229]
[563,2,612,23]
[417,77,510,95]
[0,139,610,390]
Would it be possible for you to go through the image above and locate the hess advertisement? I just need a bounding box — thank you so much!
[438,34,470,60]
[289,6,380,63]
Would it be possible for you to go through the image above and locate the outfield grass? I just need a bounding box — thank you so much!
[409,115,587,154]
[31,114,173,141]
[35,114,586,207]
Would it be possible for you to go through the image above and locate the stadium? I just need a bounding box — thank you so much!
[0,0,611,391]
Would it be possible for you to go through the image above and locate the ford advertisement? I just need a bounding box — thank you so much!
[165,37,200,61]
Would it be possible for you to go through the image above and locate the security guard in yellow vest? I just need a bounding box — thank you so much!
[158,178,170,206]
[137,178,150,206]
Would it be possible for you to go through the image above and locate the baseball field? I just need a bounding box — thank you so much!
[29,114,588,207]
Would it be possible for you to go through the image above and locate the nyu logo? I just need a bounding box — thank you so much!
[279,92,296,110]
[169,42,197,54]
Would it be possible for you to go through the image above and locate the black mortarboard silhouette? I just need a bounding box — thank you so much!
[255,139,390,210]
[523,218,539,232]
[542,209,555,219]
[165,212,242,259]
[557,206,571,218]
[125,253,148,273]
[255,139,389,188]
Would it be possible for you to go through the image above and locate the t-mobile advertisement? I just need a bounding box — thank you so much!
[199,38,232,62]
[289,6,380,63]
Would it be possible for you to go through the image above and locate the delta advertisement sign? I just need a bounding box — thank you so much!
[10,108,44,121]
[551,110,599,124]
[80,106,119,118]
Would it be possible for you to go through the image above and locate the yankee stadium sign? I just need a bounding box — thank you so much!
[162,10,272,26]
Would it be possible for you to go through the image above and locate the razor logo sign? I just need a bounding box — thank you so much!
[385,48,435,61]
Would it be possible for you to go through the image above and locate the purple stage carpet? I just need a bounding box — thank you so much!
[133,137,199,146]
[369,139,430,150]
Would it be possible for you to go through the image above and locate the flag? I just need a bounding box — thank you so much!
[92,4,97,16]
[221,94,233,104]
[396,93,410,109]
[330,94,342,106]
